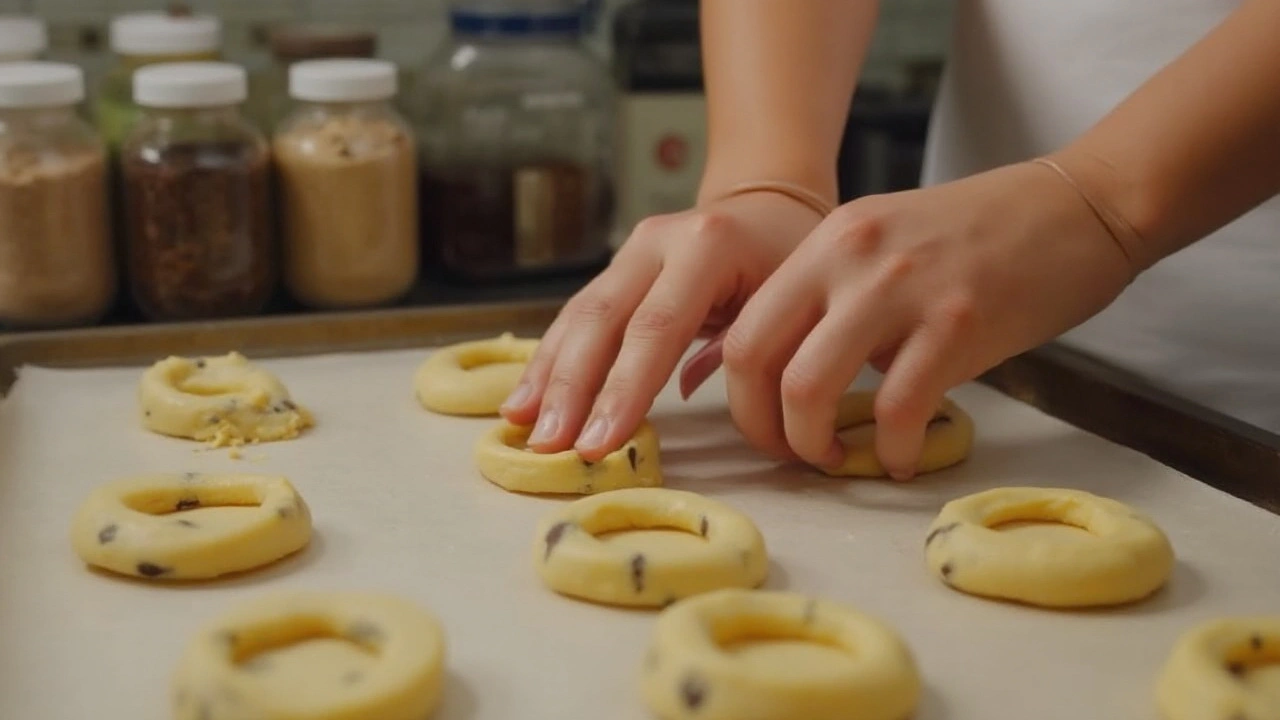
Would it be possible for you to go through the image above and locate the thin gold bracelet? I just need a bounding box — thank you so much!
[1029,157,1142,276]
[708,180,837,218]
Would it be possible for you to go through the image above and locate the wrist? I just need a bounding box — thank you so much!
[697,161,839,210]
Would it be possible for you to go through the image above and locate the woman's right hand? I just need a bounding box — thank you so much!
[498,190,826,462]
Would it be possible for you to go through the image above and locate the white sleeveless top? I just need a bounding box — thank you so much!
[920,0,1280,433]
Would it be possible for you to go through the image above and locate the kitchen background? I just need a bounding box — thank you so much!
[0,0,954,332]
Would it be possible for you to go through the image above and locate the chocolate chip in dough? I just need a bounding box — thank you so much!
[276,506,292,519]
[137,562,170,577]
[221,631,239,647]
[208,415,220,424]
[175,497,201,511]
[940,562,954,580]
[145,410,151,417]
[1227,662,1246,678]
[183,472,198,481]
[544,521,571,560]
[175,519,198,528]
[98,524,118,544]
[630,553,647,593]
[925,522,960,548]
[1250,634,1263,651]
[195,359,206,369]
[281,399,297,411]
[699,515,709,538]
[627,446,638,471]
[679,674,707,711]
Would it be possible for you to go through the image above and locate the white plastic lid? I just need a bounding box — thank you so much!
[288,59,398,102]
[134,62,246,108]
[0,62,83,108]
[0,16,47,57]
[109,12,220,55]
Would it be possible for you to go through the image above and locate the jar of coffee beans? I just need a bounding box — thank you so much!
[122,62,276,322]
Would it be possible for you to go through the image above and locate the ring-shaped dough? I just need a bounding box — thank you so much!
[475,419,662,495]
[532,488,768,608]
[1155,616,1280,720]
[70,473,313,581]
[822,391,974,477]
[172,590,446,720]
[640,588,921,720]
[923,486,1175,607]
[413,332,540,415]
[140,351,313,447]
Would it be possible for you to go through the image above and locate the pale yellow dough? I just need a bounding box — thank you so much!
[532,487,768,608]
[640,588,921,720]
[822,391,974,477]
[413,332,540,415]
[475,418,662,495]
[924,486,1176,607]
[172,590,447,720]
[70,473,312,581]
[1155,616,1280,720]
[139,351,313,448]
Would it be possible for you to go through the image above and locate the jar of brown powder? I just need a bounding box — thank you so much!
[273,59,418,309]
[0,62,115,329]
[122,62,275,322]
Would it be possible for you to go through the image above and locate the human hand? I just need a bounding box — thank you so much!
[499,190,827,460]
[688,159,1136,479]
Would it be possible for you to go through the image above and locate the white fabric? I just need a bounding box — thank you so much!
[920,0,1280,434]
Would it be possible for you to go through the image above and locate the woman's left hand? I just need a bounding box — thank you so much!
[681,158,1137,480]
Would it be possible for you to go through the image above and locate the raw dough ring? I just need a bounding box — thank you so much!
[69,473,313,581]
[822,391,974,477]
[139,351,314,447]
[475,419,662,495]
[413,332,540,415]
[640,588,921,720]
[532,487,768,608]
[172,590,446,720]
[923,486,1175,607]
[1155,616,1280,720]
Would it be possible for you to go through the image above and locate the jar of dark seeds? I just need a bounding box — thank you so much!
[122,61,276,321]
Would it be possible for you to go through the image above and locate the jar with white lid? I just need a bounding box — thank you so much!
[0,16,47,62]
[0,62,115,329]
[274,59,419,309]
[94,10,221,148]
[122,62,275,322]
[411,0,615,282]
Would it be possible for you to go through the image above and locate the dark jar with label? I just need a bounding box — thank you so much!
[411,0,615,282]
[121,62,275,321]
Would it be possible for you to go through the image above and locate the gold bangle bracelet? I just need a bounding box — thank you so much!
[708,180,837,218]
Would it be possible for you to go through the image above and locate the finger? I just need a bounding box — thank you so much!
[499,310,570,424]
[525,261,659,453]
[678,332,723,400]
[575,248,732,458]
[780,293,902,469]
[873,298,977,480]
[721,270,824,461]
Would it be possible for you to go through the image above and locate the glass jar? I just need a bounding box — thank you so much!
[0,62,115,329]
[0,16,47,62]
[249,23,377,132]
[122,62,275,322]
[412,0,615,282]
[94,11,221,149]
[273,59,419,309]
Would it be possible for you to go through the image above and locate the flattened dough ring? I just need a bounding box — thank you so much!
[533,488,768,608]
[1155,616,1280,720]
[822,391,974,477]
[923,486,1175,607]
[140,351,314,447]
[172,591,446,720]
[641,588,921,720]
[70,473,312,581]
[413,332,540,415]
[475,419,662,495]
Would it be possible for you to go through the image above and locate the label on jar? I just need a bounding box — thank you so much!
[512,162,588,268]
[614,91,707,248]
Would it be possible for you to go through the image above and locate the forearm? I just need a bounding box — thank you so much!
[1055,0,1280,271]
[697,0,879,206]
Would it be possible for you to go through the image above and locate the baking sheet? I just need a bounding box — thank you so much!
[1,344,1277,720]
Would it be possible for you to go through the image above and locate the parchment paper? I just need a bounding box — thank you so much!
[1,346,1277,720]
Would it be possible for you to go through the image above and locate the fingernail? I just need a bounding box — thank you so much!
[889,468,915,482]
[528,408,560,445]
[502,382,531,410]
[576,415,611,449]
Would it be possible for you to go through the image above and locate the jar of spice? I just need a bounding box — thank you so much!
[122,62,275,322]
[248,23,377,132]
[0,17,47,62]
[94,10,221,149]
[274,59,419,309]
[0,62,115,329]
[412,0,615,282]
